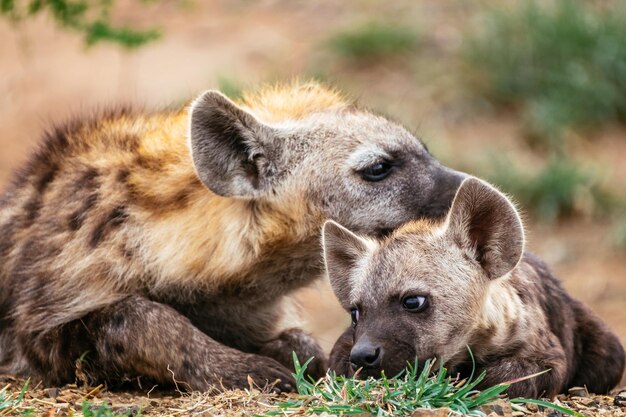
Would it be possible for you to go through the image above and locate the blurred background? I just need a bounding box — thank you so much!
[1,0,625,384]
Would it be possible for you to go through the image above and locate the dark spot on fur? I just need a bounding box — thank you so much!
[135,155,163,172]
[108,311,127,330]
[35,164,59,193]
[118,134,140,153]
[172,186,195,208]
[72,168,99,191]
[127,177,202,213]
[89,206,128,247]
[68,193,99,231]
[181,359,194,376]
[116,168,130,184]
[516,287,530,303]
[15,240,63,275]
[22,196,42,225]
[120,244,134,259]
[507,321,519,341]
[111,342,126,357]
[18,164,61,226]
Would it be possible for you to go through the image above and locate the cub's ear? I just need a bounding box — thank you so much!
[445,177,524,279]
[322,220,376,309]
[188,91,278,198]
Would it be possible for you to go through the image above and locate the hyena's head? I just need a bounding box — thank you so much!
[322,177,525,377]
[187,83,465,236]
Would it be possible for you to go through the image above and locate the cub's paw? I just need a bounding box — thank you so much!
[329,327,354,376]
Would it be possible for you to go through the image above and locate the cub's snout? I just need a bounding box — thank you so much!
[350,338,382,372]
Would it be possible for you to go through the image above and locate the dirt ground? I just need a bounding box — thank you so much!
[0,0,625,415]
[1,374,625,416]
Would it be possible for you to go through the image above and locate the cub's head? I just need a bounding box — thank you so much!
[322,177,525,377]
[187,82,465,236]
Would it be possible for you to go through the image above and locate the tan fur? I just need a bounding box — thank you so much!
[241,81,350,123]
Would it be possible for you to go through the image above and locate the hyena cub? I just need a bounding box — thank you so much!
[323,177,625,398]
[0,82,465,392]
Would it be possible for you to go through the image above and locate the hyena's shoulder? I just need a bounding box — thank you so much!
[516,252,625,392]
[515,253,576,339]
[0,105,206,330]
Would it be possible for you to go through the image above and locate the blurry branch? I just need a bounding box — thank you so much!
[0,0,161,48]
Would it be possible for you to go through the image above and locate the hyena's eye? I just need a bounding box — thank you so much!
[359,161,393,182]
[402,295,429,312]
[350,307,360,326]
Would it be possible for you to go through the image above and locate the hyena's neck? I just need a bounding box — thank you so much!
[94,110,324,295]
[136,187,323,295]
[471,272,531,358]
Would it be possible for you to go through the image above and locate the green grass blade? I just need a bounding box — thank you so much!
[510,398,584,417]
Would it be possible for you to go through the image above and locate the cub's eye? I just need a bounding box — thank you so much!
[350,307,360,326]
[360,161,393,182]
[402,295,429,312]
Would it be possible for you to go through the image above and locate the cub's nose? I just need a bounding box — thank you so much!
[350,341,382,370]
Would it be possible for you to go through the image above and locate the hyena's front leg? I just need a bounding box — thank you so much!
[328,326,354,376]
[18,295,295,392]
[259,328,328,380]
[477,349,567,398]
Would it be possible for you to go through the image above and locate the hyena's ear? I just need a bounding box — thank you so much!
[189,91,278,198]
[445,177,524,279]
[322,221,375,309]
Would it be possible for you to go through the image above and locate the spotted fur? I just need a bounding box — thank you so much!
[324,177,625,398]
[0,81,465,391]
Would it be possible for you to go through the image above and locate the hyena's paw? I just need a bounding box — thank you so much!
[221,354,296,393]
[329,327,354,376]
[259,328,328,380]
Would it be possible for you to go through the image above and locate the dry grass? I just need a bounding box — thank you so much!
[1,374,625,417]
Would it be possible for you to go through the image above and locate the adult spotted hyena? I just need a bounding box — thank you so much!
[0,82,465,392]
[324,177,625,398]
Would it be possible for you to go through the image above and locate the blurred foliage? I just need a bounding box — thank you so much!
[464,0,626,149]
[81,401,137,417]
[0,0,160,48]
[486,156,616,223]
[327,21,417,62]
[616,215,626,248]
[217,76,244,101]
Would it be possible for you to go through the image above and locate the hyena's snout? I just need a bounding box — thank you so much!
[350,338,383,373]
[348,331,419,378]
[424,167,467,218]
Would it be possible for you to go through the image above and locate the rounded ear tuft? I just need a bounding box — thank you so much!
[446,177,525,279]
[322,220,375,309]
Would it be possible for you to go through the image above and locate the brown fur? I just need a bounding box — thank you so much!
[0,81,465,391]
[324,178,625,398]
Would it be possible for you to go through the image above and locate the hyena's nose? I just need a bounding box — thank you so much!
[350,341,382,370]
